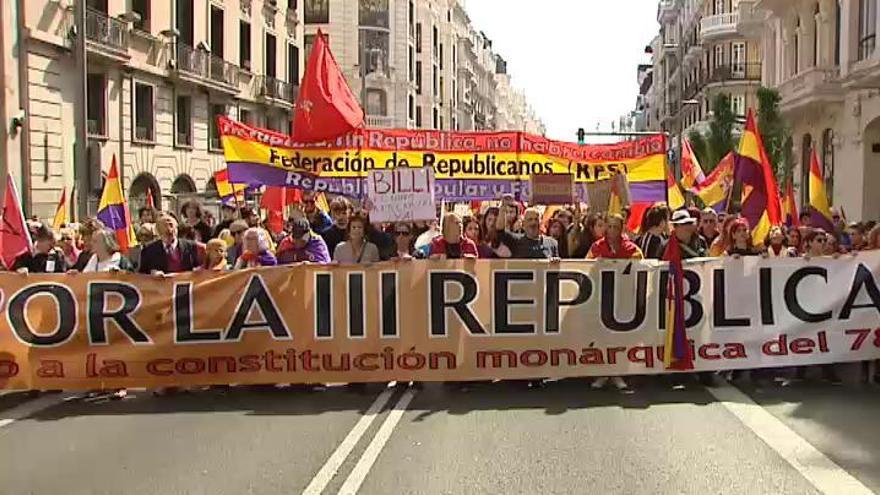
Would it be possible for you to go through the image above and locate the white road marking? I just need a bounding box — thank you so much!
[302,385,396,495]
[0,394,66,430]
[337,388,416,495]
[708,383,874,495]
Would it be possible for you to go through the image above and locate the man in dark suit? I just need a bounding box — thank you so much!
[138,214,199,274]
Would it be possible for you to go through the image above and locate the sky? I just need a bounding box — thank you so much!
[465,0,658,142]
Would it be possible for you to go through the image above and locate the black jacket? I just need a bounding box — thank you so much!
[13,250,68,273]
[137,239,200,273]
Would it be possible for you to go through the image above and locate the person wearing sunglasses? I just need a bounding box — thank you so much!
[803,228,831,259]
[392,223,416,259]
[699,208,720,246]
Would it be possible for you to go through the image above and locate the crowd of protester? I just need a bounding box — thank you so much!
[8,193,880,394]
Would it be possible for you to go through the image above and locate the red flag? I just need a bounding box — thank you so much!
[146,187,155,208]
[1,174,33,269]
[292,29,364,142]
[260,186,301,234]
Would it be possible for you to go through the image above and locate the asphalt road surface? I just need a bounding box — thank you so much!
[2,372,879,495]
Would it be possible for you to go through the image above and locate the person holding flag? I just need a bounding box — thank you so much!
[734,110,783,246]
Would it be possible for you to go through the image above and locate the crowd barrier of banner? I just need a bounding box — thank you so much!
[218,117,668,203]
[2,254,880,390]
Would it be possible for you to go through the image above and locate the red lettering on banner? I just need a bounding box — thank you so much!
[146,359,173,376]
[698,343,721,360]
[36,360,64,378]
[790,338,816,354]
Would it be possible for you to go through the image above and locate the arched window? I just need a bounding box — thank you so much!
[822,129,834,204]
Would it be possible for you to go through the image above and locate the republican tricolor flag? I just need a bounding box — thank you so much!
[662,233,693,370]
[96,156,137,254]
[735,110,782,243]
[52,187,68,230]
[693,152,735,212]
[808,148,834,232]
[214,169,246,206]
[680,137,706,192]
[666,167,685,210]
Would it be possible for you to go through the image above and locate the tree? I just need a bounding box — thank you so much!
[686,93,736,172]
[756,87,791,182]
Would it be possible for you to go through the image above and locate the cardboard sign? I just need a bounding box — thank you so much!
[366,168,436,223]
[530,174,574,204]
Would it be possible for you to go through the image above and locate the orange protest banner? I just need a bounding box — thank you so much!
[1,255,880,390]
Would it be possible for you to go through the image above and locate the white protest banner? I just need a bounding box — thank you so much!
[366,167,436,223]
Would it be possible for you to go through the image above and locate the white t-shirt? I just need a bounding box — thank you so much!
[83,252,123,272]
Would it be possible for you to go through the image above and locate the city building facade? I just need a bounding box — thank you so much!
[743,0,880,221]
[0,0,542,220]
[650,0,763,167]
[6,0,303,219]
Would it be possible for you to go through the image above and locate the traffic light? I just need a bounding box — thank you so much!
[576,128,585,145]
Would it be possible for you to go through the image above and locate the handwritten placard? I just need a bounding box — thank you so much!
[366,168,436,223]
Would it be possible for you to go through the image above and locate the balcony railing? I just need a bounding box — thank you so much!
[702,63,762,83]
[366,115,393,128]
[85,8,128,52]
[258,76,298,103]
[176,43,239,88]
[700,12,740,40]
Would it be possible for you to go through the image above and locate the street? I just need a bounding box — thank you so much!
[2,375,879,495]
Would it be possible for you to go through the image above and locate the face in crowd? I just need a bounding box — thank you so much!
[394,224,412,251]
[605,215,624,240]
[522,209,542,238]
[731,221,750,244]
[302,192,317,214]
[157,215,178,244]
[206,239,227,266]
[591,216,606,239]
[700,211,718,234]
[331,205,350,229]
[244,229,263,253]
[768,226,785,246]
[464,219,481,243]
[809,230,828,255]
[442,213,463,242]
[348,218,366,244]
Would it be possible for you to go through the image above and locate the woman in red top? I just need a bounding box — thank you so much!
[585,214,642,392]
[586,214,644,260]
[430,212,479,259]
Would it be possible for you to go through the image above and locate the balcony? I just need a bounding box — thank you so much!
[779,67,842,115]
[257,75,298,106]
[84,8,129,60]
[700,12,740,41]
[701,63,762,86]
[366,115,393,128]
[658,0,678,23]
[736,1,765,38]
[173,43,240,94]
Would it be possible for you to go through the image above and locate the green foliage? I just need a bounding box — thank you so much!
[756,87,790,181]
[687,93,736,172]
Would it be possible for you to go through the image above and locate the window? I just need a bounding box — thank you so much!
[439,43,444,70]
[714,0,724,14]
[822,128,835,202]
[432,25,438,57]
[408,46,414,82]
[408,0,414,35]
[731,42,745,76]
[415,106,422,127]
[210,5,224,58]
[730,94,745,117]
[359,0,389,28]
[859,0,877,60]
[240,22,252,70]
[304,0,329,23]
[433,64,438,96]
[288,44,300,84]
[713,45,724,70]
[266,32,277,78]
[133,82,155,142]
[416,23,422,53]
[87,0,107,12]
[86,73,106,136]
[175,94,192,147]
[360,30,390,77]
[210,104,227,151]
[439,75,444,102]
[365,89,387,116]
[176,0,194,45]
[813,3,820,67]
[132,0,150,32]
[408,94,414,120]
[432,107,438,128]
[835,0,842,65]
[240,108,253,125]
[416,60,422,94]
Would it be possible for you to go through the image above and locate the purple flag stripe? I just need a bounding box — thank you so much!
[96,204,128,231]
